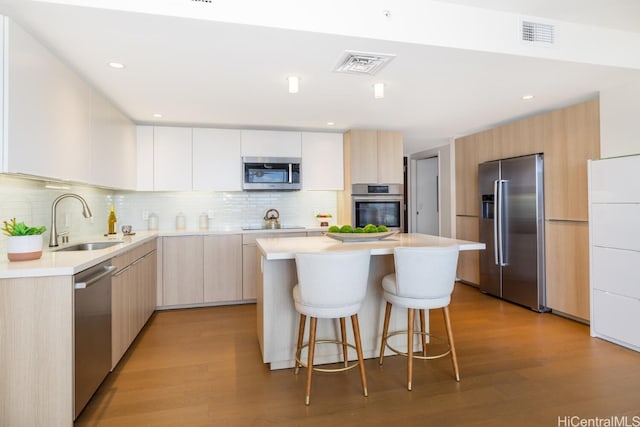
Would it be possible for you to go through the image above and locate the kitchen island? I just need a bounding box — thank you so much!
[256,233,485,369]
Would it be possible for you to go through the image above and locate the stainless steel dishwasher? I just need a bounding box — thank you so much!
[74,260,115,419]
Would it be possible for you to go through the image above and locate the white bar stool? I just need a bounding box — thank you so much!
[379,245,460,390]
[293,250,371,405]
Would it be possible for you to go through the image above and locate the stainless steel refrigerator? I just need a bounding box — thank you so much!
[478,154,547,312]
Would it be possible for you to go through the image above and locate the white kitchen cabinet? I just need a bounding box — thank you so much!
[241,130,301,158]
[203,234,243,302]
[90,91,137,190]
[136,126,154,191]
[4,19,92,182]
[193,128,242,191]
[589,156,640,352]
[301,132,343,190]
[153,127,193,191]
[162,236,204,305]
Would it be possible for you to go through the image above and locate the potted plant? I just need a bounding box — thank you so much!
[2,218,47,261]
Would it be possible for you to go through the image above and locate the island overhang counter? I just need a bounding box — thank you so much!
[256,233,485,370]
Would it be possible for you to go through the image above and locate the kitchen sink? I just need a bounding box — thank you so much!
[55,241,123,251]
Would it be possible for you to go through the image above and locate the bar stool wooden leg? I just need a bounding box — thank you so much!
[419,309,427,357]
[407,308,414,391]
[305,317,317,405]
[351,314,368,397]
[295,314,306,375]
[379,302,392,365]
[340,317,348,367]
[443,306,460,381]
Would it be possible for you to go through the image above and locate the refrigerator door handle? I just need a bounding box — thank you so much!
[493,179,500,266]
[496,179,506,266]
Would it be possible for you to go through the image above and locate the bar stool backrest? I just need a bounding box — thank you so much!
[392,246,459,300]
[295,250,371,309]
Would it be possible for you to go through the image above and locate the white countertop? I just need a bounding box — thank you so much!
[0,226,325,279]
[257,233,486,260]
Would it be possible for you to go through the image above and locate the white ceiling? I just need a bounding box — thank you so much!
[1,0,639,155]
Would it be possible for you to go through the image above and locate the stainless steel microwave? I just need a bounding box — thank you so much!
[242,156,301,191]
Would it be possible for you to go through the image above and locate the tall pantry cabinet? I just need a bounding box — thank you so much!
[589,155,640,351]
[454,98,600,321]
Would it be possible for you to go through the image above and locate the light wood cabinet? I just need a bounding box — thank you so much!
[0,275,74,426]
[454,134,480,217]
[162,236,204,305]
[455,216,479,284]
[544,98,600,221]
[153,127,193,191]
[193,128,242,191]
[346,130,403,185]
[544,221,590,321]
[204,234,243,302]
[161,235,245,306]
[241,130,301,157]
[112,240,157,368]
[301,132,344,190]
[242,232,306,300]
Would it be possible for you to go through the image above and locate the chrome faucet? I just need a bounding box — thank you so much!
[49,193,93,247]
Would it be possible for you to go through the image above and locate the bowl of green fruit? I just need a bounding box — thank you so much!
[326,224,397,242]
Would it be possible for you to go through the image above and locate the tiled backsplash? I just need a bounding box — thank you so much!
[0,175,337,254]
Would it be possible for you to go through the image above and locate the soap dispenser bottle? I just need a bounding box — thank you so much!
[108,205,117,235]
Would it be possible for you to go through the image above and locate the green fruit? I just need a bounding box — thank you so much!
[328,225,340,233]
[339,225,354,233]
[363,224,378,233]
[376,225,388,232]
[353,227,364,233]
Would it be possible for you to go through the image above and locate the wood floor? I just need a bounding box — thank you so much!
[75,283,640,426]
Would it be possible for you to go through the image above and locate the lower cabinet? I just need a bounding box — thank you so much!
[242,232,307,300]
[162,234,243,306]
[111,240,157,369]
[455,216,479,284]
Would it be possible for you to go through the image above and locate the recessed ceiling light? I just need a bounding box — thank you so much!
[108,62,125,69]
[374,83,385,99]
[522,94,535,100]
[288,76,299,94]
[327,122,335,126]
[152,113,163,118]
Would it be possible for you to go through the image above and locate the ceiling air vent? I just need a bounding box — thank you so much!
[334,51,396,75]
[521,20,555,45]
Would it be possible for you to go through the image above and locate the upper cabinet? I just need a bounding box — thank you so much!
[2,19,136,189]
[301,132,343,191]
[193,128,242,191]
[345,130,403,185]
[241,130,301,158]
[153,127,193,191]
[4,18,92,182]
[544,98,600,221]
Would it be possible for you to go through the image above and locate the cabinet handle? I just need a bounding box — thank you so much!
[75,265,116,289]
[112,264,132,278]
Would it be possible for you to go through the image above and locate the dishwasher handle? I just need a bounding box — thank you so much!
[74,265,116,289]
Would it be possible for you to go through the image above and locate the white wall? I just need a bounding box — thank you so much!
[600,79,640,158]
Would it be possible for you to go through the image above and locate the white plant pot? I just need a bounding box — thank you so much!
[7,234,44,262]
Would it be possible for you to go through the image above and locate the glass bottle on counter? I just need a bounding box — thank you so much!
[108,205,117,234]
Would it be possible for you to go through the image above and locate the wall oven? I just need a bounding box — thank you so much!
[242,156,301,191]
[352,184,404,231]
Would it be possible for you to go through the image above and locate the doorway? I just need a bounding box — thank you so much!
[415,156,439,235]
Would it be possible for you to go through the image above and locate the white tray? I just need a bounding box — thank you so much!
[326,231,397,242]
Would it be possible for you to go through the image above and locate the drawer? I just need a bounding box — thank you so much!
[591,204,640,251]
[590,156,640,203]
[592,246,640,298]
[592,289,640,350]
